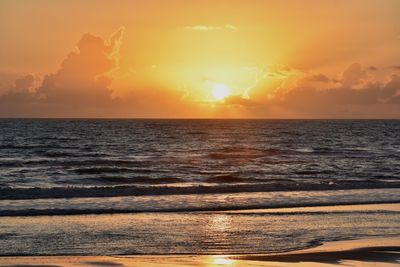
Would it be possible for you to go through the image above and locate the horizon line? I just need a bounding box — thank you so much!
[1,117,399,120]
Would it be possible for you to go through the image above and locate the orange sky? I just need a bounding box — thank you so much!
[0,0,399,118]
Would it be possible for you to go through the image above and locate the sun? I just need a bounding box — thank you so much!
[212,84,231,100]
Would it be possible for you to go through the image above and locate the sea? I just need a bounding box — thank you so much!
[0,119,399,256]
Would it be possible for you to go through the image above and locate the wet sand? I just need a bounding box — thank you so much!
[0,237,398,267]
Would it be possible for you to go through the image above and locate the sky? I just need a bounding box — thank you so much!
[0,0,399,118]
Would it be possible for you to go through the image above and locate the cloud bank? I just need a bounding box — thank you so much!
[0,28,195,118]
[0,29,399,118]
[243,64,400,118]
[0,28,124,117]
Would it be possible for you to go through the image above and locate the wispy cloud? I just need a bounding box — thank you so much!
[184,24,237,31]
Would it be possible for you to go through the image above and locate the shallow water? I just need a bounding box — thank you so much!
[0,205,399,256]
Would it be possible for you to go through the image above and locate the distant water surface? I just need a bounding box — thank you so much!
[1,119,399,198]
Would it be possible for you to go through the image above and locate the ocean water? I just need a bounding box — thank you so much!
[0,119,399,255]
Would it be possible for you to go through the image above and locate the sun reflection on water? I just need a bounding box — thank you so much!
[209,214,231,232]
[208,255,236,266]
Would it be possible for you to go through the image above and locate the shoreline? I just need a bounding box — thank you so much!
[1,188,400,217]
[0,236,399,266]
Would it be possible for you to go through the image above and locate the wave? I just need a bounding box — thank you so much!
[1,180,400,200]
[1,199,399,217]
[0,158,151,169]
[204,174,250,183]
[73,167,136,175]
[91,177,182,184]
[64,159,146,167]
[207,147,282,160]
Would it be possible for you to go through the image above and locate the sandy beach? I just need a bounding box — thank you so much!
[0,237,398,267]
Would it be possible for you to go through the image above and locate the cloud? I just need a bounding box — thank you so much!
[0,72,23,93]
[11,74,35,92]
[303,73,330,83]
[0,27,199,118]
[0,74,41,117]
[37,27,124,106]
[0,74,36,102]
[265,65,294,79]
[340,63,367,88]
[0,36,399,120]
[184,24,237,31]
[263,65,400,117]
[224,95,256,106]
[0,75,36,101]
[0,28,125,117]
[383,74,400,103]
[237,63,400,118]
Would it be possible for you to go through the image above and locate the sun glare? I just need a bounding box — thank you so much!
[212,84,230,100]
[209,256,235,266]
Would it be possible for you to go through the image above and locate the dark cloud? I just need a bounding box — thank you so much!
[0,72,25,93]
[340,63,366,88]
[13,74,35,91]
[3,74,35,93]
[382,74,400,101]
[0,75,38,116]
[388,95,400,104]
[277,73,400,107]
